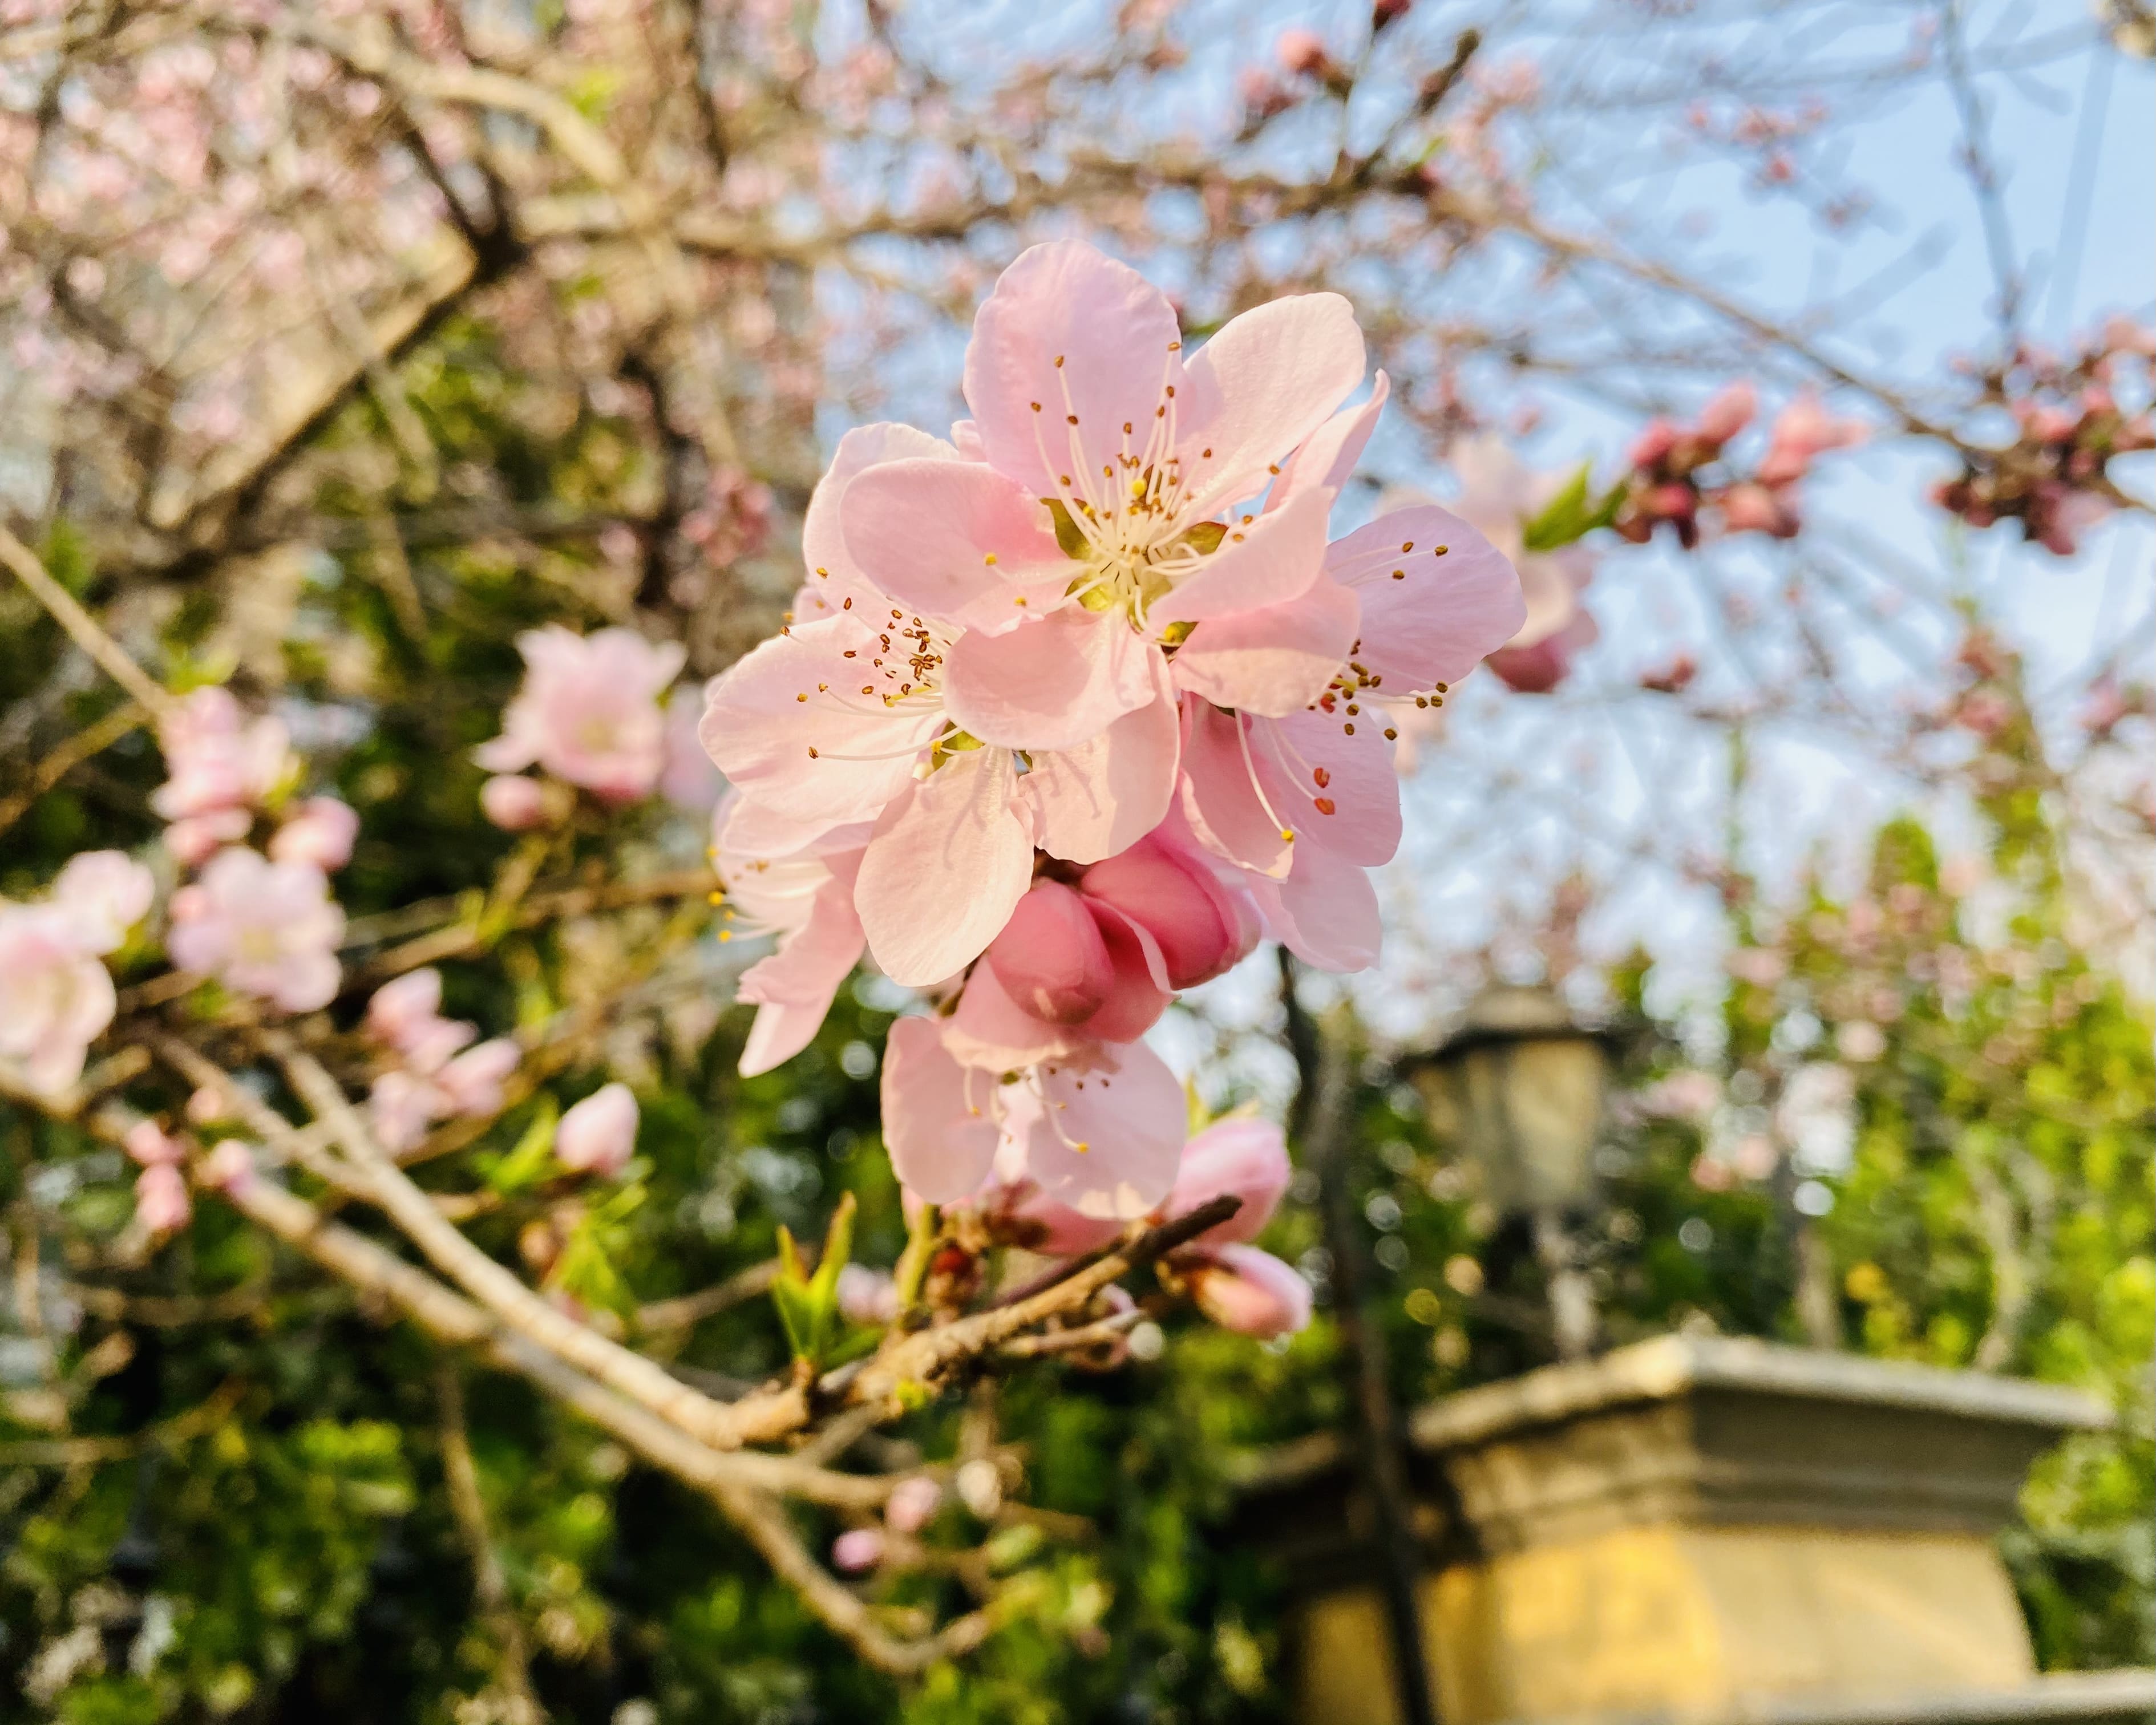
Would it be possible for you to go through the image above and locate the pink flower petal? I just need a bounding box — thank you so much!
[881,1017,1000,1204]
[1077,833,1246,989]
[699,617,944,828]
[1145,485,1331,626]
[1077,901,1173,1042]
[945,957,1088,1070]
[1177,291,1365,515]
[737,866,867,1076]
[941,605,1157,751]
[1162,1116,1290,1245]
[1004,1039,1186,1220]
[1170,574,1359,716]
[1187,1245,1311,1337]
[1177,700,1294,878]
[1253,703,1400,868]
[854,748,1034,986]
[795,423,961,622]
[1268,371,1390,511]
[1018,651,1180,864]
[962,240,1186,500]
[1249,842,1381,971]
[839,458,1074,634]
[984,880,1114,1025]
[1324,505,1526,690]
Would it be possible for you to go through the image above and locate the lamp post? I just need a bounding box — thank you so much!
[1410,986,1613,1360]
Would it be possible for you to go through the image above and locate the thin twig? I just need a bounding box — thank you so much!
[435,1360,546,1723]
[0,527,175,722]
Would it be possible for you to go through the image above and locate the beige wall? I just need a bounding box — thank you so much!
[1295,1526,2033,1725]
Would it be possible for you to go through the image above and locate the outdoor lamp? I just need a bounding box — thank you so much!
[1411,985,1612,1216]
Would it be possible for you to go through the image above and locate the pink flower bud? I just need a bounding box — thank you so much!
[1186,1245,1311,1338]
[2015,402,2076,444]
[885,1475,943,1534]
[199,1139,258,1194]
[369,1070,442,1154]
[1078,835,1246,989]
[480,774,549,831]
[185,1086,229,1124]
[1719,481,1795,537]
[1160,1116,1291,1245]
[135,1162,192,1233]
[1275,27,1329,75]
[368,970,443,1047]
[124,1120,185,1167]
[984,881,1114,1025]
[1694,380,1757,445]
[438,1038,520,1117]
[836,1263,900,1327]
[556,1082,638,1175]
[164,808,251,866]
[994,1179,1125,1256]
[831,1527,886,1572]
[1626,417,1679,468]
[269,797,359,871]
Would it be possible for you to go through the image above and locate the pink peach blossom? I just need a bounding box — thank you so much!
[1275,27,1330,75]
[835,1264,900,1327]
[712,797,869,1076]
[268,796,359,870]
[167,848,343,1011]
[164,808,253,866]
[124,1119,185,1166]
[1694,379,1757,445]
[438,1038,521,1117]
[151,685,294,827]
[1755,390,1865,486]
[879,1013,1185,1219]
[369,1069,441,1153]
[1076,834,1256,991]
[134,1161,192,1233]
[556,1082,638,1175]
[0,905,120,1092]
[884,1475,942,1533]
[368,969,444,1048]
[50,851,154,954]
[476,625,687,803]
[831,1527,885,1572]
[1160,1115,1290,1246]
[1186,1245,1311,1337]
[480,774,549,831]
[199,1138,258,1194]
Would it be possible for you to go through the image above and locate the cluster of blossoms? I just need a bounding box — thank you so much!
[363,970,524,1155]
[476,625,690,827]
[1932,322,2156,557]
[153,686,356,1013]
[1614,382,1865,549]
[698,242,1525,1319]
[0,851,153,1094]
[118,1116,257,1238]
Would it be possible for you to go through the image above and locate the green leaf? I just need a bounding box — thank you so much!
[768,1194,858,1366]
[1520,463,1625,552]
[486,1096,559,1194]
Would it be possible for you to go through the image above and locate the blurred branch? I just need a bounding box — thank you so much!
[0,528,175,722]
[434,1361,545,1723]
[0,699,147,837]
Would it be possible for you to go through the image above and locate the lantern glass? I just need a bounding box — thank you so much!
[1421,988,1609,1214]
